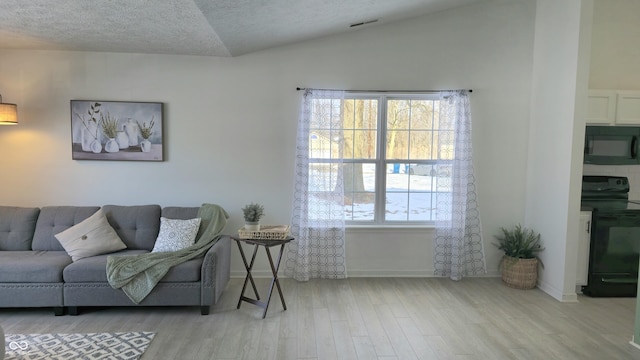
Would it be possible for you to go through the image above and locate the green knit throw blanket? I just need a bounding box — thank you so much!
[106,203,228,304]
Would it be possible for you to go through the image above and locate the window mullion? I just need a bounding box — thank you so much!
[406,100,412,222]
[376,95,387,224]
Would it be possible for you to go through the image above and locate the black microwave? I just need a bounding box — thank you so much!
[584,126,640,165]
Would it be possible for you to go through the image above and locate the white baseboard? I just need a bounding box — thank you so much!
[231,269,501,278]
[537,279,578,302]
[347,269,436,277]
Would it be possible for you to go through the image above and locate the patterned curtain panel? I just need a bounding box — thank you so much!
[434,91,486,280]
[285,89,347,281]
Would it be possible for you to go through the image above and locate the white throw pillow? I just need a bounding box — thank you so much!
[54,209,127,261]
[151,217,201,253]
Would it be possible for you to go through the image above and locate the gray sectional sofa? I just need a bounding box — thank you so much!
[0,204,231,315]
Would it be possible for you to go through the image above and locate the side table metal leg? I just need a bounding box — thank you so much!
[273,244,288,311]
[236,241,261,309]
[246,244,260,299]
[262,243,288,318]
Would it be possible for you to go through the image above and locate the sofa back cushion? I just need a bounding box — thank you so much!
[32,206,101,251]
[162,206,202,238]
[0,206,40,251]
[161,207,199,220]
[102,205,161,250]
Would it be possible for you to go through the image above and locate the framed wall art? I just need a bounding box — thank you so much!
[70,100,164,161]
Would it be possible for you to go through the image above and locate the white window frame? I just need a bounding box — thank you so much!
[340,92,445,226]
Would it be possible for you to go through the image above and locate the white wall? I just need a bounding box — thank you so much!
[589,0,640,90]
[0,0,536,278]
[526,0,593,301]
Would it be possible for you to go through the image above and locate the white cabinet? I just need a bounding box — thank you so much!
[576,211,591,286]
[615,91,640,125]
[587,90,640,125]
[587,90,616,125]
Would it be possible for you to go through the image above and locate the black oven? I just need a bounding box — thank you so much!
[581,176,640,297]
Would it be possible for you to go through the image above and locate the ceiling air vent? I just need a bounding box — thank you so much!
[350,19,378,28]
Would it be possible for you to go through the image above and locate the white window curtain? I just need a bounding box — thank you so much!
[285,89,347,281]
[434,90,486,280]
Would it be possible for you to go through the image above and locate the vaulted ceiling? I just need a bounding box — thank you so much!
[0,0,485,57]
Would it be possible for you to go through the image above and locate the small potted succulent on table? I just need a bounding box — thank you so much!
[242,203,265,231]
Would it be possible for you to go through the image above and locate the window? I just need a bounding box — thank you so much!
[307,93,453,224]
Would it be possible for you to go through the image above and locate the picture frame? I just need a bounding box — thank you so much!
[70,100,164,161]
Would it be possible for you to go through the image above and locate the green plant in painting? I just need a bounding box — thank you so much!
[137,117,155,140]
[100,112,119,139]
[242,203,265,223]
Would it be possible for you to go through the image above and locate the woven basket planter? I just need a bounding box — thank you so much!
[500,256,538,289]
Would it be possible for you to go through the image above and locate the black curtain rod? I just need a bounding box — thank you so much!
[296,87,472,93]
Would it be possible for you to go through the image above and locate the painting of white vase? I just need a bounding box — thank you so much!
[116,131,129,149]
[123,118,139,146]
[105,138,119,153]
[81,118,101,152]
[70,100,163,161]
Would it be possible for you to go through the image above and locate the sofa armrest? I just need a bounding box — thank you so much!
[201,235,231,306]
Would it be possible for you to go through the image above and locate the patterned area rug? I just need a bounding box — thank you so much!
[4,331,155,360]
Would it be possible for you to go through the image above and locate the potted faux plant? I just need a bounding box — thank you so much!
[137,117,155,153]
[242,203,265,231]
[101,112,120,153]
[493,224,544,289]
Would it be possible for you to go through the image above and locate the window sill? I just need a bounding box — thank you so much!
[346,224,435,234]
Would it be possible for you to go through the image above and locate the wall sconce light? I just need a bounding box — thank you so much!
[0,94,18,125]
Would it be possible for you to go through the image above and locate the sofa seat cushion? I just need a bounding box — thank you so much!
[63,250,203,283]
[0,251,71,282]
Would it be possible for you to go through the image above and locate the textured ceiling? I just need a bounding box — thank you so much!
[0,0,484,57]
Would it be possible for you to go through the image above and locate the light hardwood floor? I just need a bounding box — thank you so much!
[1,277,640,359]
